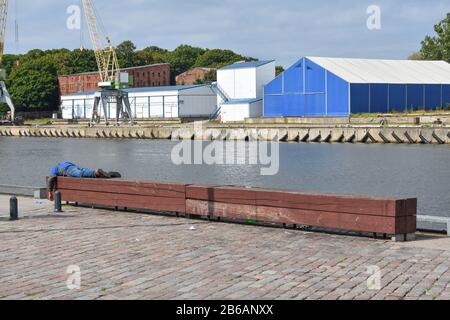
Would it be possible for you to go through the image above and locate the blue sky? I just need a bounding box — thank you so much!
[4,0,450,67]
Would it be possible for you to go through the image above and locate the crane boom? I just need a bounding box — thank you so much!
[80,0,134,126]
[81,0,120,89]
[0,0,8,66]
[0,0,15,122]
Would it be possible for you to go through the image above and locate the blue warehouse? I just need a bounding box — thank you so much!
[264,57,450,117]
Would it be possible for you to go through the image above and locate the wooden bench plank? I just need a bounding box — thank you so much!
[186,185,409,217]
[257,205,401,234]
[59,189,186,213]
[186,185,257,205]
[57,178,186,199]
[255,190,408,217]
[186,199,257,221]
[186,199,407,234]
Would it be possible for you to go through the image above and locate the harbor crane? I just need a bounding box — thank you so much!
[81,0,134,126]
[0,0,15,122]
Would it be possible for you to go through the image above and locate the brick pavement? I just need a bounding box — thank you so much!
[0,197,449,300]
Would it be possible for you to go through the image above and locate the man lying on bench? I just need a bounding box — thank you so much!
[47,162,121,201]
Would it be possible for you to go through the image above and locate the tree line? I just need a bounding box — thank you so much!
[0,43,264,115]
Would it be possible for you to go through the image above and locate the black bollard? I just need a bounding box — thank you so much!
[54,191,63,213]
[10,196,18,221]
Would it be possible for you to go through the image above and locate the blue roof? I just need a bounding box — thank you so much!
[220,60,275,70]
[222,98,262,105]
[68,85,208,96]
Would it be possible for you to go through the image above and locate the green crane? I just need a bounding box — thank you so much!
[81,0,134,125]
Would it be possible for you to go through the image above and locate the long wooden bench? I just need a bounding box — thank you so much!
[55,178,186,213]
[52,177,417,241]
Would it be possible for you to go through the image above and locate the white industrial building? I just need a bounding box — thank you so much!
[215,60,276,122]
[60,85,217,120]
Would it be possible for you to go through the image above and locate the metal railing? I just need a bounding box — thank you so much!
[417,215,450,236]
[0,184,46,198]
[209,106,222,121]
[210,82,230,103]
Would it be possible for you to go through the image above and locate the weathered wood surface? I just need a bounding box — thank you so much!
[186,185,414,217]
[56,177,186,213]
[53,177,417,237]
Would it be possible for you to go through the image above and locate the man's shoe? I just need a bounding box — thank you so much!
[108,172,122,179]
[96,169,111,178]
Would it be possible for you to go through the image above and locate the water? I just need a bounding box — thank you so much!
[0,136,449,218]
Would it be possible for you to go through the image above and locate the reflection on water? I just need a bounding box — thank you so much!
[0,137,449,217]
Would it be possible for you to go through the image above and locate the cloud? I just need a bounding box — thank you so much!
[4,0,450,67]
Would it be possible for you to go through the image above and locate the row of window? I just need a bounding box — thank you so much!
[134,70,167,80]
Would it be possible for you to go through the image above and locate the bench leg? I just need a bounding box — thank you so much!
[392,233,416,242]
[392,234,406,242]
[406,233,416,241]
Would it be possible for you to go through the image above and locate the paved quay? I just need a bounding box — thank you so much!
[0,195,450,300]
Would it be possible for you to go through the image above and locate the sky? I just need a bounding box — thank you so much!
[4,0,450,67]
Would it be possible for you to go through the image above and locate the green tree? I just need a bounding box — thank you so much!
[195,49,255,68]
[7,57,59,111]
[420,13,450,62]
[19,49,46,64]
[2,54,21,75]
[408,52,424,60]
[134,46,169,66]
[0,103,8,117]
[275,65,285,76]
[168,45,206,80]
[192,69,217,84]
[69,49,98,74]
[116,40,137,68]
[51,50,75,75]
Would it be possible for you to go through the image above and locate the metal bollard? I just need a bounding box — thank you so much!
[54,191,63,213]
[10,196,18,221]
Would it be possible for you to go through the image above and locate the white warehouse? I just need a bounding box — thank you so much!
[216,60,275,122]
[60,85,217,120]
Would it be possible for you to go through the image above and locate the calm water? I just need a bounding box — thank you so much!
[0,137,449,217]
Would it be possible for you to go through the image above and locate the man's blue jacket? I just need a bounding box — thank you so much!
[50,162,76,176]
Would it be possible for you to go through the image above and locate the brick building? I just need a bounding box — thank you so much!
[176,67,214,85]
[58,63,171,96]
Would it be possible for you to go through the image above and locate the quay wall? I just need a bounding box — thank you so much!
[0,124,449,144]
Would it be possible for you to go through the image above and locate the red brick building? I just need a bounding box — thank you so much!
[176,67,214,85]
[58,63,171,96]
